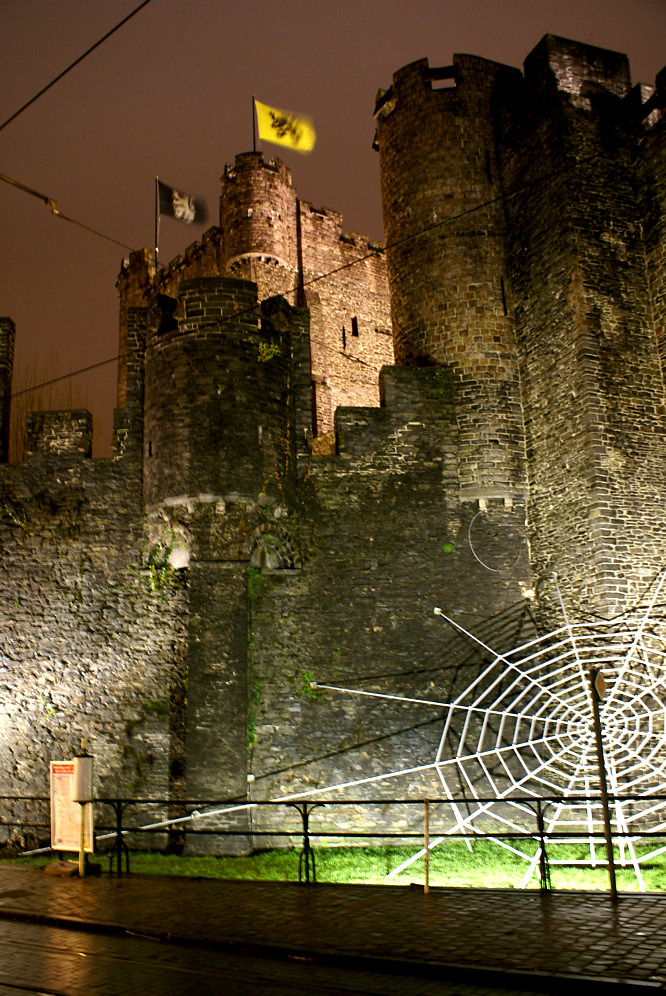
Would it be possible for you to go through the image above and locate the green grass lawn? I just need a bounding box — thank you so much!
[4,839,666,892]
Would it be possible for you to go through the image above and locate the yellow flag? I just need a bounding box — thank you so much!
[255,99,316,154]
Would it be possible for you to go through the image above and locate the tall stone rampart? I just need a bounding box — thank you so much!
[0,400,187,822]
[497,36,666,622]
[246,364,532,835]
[376,36,666,627]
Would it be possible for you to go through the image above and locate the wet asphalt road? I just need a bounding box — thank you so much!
[0,918,570,996]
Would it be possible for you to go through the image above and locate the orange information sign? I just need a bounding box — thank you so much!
[49,761,94,852]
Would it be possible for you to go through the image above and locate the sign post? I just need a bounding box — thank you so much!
[50,757,94,874]
[588,668,617,900]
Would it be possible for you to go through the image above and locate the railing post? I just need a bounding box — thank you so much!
[104,799,130,876]
[536,800,551,891]
[589,668,618,901]
[424,799,430,894]
[288,801,324,885]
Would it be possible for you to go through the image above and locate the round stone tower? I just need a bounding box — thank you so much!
[142,276,301,830]
[143,276,295,510]
[375,56,526,498]
[219,152,298,299]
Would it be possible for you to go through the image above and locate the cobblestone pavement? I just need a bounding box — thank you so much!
[0,866,665,992]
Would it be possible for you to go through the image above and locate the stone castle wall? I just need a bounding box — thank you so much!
[376,36,666,625]
[0,35,664,847]
[499,37,666,622]
[247,367,532,837]
[0,364,187,815]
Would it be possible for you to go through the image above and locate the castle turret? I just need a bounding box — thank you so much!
[115,249,155,411]
[375,56,525,498]
[143,277,297,508]
[143,277,309,835]
[219,153,298,297]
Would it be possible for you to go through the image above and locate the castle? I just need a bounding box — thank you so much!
[0,36,664,847]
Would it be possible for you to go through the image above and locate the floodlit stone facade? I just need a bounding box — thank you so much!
[0,36,664,848]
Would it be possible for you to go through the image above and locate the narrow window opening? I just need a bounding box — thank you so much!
[148,441,152,457]
[156,294,178,334]
[351,316,359,337]
[342,327,347,349]
[500,277,508,316]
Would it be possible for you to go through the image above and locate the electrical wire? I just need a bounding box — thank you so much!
[0,172,135,252]
[0,0,155,133]
[10,354,125,400]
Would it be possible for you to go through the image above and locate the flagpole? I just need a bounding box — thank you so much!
[252,94,256,153]
[154,176,160,268]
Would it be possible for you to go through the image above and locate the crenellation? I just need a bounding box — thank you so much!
[24,409,93,460]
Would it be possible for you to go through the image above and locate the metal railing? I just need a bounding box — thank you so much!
[2,793,666,893]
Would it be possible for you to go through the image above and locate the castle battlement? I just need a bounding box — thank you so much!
[24,409,93,460]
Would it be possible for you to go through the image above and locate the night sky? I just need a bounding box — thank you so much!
[2,0,665,455]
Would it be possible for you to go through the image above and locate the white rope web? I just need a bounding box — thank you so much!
[315,571,666,890]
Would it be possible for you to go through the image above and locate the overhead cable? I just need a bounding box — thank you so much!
[0,172,135,251]
[10,354,127,400]
[0,0,155,133]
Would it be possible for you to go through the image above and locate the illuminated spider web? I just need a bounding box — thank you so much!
[316,572,666,890]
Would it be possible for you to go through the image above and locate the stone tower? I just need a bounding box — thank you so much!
[143,276,310,838]
[497,37,666,621]
[376,37,666,625]
[219,152,393,438]
[219,153,299,298]
[375,56,526,502]
[118,153,393,445]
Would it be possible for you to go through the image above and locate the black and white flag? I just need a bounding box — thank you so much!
[157,180,207,224]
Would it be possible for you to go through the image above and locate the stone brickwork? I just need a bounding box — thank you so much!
[0,407,187,817]
[638,67,666,405]
[497,37,666,623]
[376,36,666,626]
[247,367,532,836]
[375,57,525,499]
[24,410,93,459]
[219,153,393,438]
[0,36,665,849]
